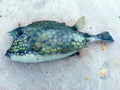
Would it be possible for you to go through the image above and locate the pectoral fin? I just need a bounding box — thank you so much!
[73,16,86,30]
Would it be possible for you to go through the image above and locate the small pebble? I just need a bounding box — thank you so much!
[119,16,120,19]
[101,44,107,51]
[89,27,92,29]
[114,60,120,65]
[99,69,107,77]
[84,75,90,80]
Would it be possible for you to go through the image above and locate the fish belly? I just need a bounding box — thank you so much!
[8,51,77,63]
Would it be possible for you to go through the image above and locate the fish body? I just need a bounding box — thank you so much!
[6,17,114,63]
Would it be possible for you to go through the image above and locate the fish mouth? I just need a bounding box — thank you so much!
[5,51,10,57]
[5,51,12,59]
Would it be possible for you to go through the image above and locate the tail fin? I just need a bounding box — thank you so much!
[97,31,114,43]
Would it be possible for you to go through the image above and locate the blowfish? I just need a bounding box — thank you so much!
[5,17,114,63]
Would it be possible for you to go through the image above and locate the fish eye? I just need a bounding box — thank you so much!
[17,30,23,35]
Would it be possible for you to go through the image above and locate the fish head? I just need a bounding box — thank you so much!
[6,31,31,59]
[6,26,40,63]
[5,34,41,63]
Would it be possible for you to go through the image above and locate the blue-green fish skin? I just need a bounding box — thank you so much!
[6,21,114,63]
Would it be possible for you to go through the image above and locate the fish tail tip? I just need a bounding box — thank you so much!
[97,31,114,43]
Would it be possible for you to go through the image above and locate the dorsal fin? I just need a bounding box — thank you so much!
[73,16,86,30]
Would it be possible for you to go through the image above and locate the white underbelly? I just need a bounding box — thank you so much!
[8,51,77,63]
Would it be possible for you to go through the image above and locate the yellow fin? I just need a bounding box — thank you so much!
[74,16,86,30]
